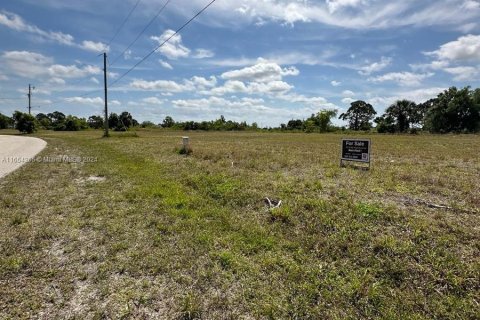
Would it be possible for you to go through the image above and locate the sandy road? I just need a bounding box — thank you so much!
[0,135,47,179]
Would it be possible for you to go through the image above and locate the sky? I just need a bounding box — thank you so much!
[1,0,480,127]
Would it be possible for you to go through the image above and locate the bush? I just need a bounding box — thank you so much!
[0,113,13,129]
[13,111,37,134]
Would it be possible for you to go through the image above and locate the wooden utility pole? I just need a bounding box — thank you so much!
[103,52,109,137]
[27,84,34,115]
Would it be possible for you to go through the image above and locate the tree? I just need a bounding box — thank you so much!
[339,100,376,130]
[108,113,120,130]
[424,87,480,133]
[88,115,104,129]
[48,111,67,130]
[140,121,156,128]
[314,109,337,132]
[374,114,396,133]
[63,116,88,131]
[118,111,134,131]
[286,119,303,130]
[0,113,13,129]
[36,113,52,129]
[13,111,37,134]
[162,116,175,128]
[384,100,417,133]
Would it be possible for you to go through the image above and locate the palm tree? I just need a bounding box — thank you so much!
[385,100,416,132]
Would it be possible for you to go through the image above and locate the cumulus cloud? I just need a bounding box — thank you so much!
[221,58,299,82]
[425,34,480,62]
[151,29,190,59]
[412,34,480,81]
[369,72,434,86]
[81,40,109,53]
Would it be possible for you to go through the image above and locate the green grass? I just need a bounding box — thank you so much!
[0,129,479,319]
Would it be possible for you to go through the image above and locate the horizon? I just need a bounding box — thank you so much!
[1,0,480,127]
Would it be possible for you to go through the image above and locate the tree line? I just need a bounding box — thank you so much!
[1,86,479,134]
[281,86,480,133]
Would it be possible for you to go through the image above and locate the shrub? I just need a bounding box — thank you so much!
[13,111,37,134]
[0,113,13,129]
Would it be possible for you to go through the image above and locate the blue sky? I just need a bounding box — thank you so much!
[1,0,480,127]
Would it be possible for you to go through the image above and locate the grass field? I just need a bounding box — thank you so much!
[0,129,479,319]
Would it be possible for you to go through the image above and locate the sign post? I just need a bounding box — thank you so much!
[340,138,371,170]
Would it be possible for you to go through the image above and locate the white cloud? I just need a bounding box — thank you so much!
[341,97,355,104]
[124,50,132,60]
[81,40,109,53]
[331,80,341,86]
[0,10,107,52]
[142,97,164,105]
[425,34,480,62]
[193,49,215,59]
[2,51,53,76]
[326,0,364,13]
[210,79,293,96]
[159,59,173,70]
[410,60,450,71]
[368,72,434,86]
[130,79,193,92]
[358,57,392,75]
[166,0,480,30]
[341,90,355,97]
[151,29,190,59]
[130,75,217,93]
[48,77,66,85]
[221,58,299,82]
[279,93,338,109]
[366,87,447,107]
[1,51,99,81]
[48,64,101,79]
[444,66,479,81]
[188,76,217,89]
[65,97,104,105]
[91,77,100,84]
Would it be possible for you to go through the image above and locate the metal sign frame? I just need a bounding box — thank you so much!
[340,138,371,170]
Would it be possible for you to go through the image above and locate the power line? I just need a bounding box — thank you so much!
[109,0,216,88]
[106,0,142,48]
[109,0,172,66]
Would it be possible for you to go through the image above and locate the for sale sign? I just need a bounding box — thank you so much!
[341,139,371,164]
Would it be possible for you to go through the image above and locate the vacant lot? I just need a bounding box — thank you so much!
[0,130,478,319]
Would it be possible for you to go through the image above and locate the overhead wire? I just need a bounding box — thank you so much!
[109,0,172,66]
[106,0,142,49]
[109,0,216,88]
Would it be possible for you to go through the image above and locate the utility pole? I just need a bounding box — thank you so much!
[27,84,35,115]
[103,52,109,137]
